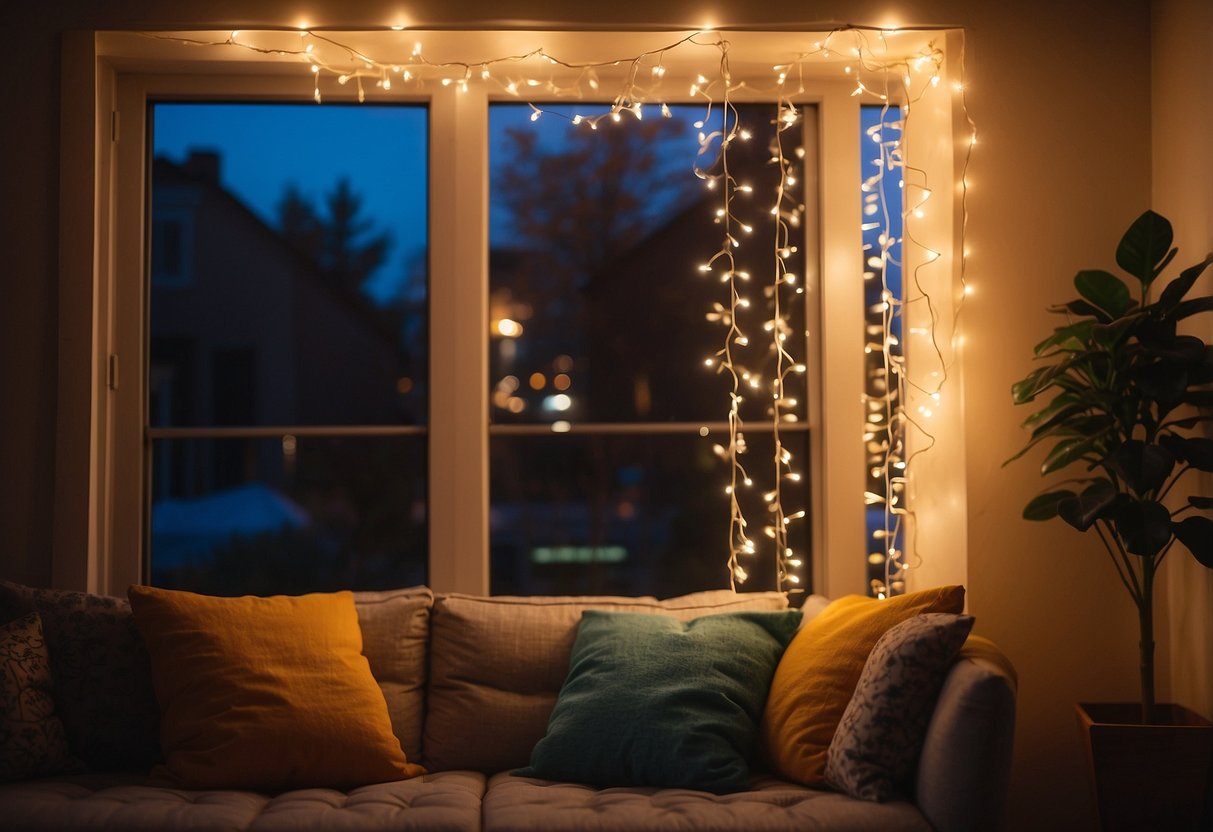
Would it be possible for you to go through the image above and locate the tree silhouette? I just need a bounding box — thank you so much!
[494,116,696,284]
[278,178,391,293]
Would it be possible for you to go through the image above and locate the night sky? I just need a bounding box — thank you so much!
[154,102,428,303]
[152,101,707,303]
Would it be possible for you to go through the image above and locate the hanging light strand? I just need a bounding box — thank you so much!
[138,25,969,597]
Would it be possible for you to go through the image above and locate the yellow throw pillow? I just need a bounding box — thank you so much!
[128,585,425,791]
[760,585,965,785]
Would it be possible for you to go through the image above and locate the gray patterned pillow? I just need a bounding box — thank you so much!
[0,582,162,772]
[824,612,974,801]
[0,612,76,781]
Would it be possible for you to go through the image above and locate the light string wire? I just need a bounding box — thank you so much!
[777,28,964,596]
[138,25,969,597]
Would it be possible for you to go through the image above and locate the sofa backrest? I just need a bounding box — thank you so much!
[352,586,433,764]
[422,590,789,772]
[0,582,436,773]
[0,581,162,772]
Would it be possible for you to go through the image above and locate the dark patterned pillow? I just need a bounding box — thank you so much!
[0,582,161,771]
[824,612,974,802]
[0,612,76,781]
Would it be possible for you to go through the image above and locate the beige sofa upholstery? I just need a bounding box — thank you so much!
[0,585,1017,832]
[0,771,486,832]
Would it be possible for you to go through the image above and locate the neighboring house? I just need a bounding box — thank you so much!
[149,151,406,499]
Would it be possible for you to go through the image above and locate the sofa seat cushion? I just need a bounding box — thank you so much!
[482,772,932,832]
[0,771,485,832]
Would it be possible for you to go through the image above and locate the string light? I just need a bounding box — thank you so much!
[139,25,968,599]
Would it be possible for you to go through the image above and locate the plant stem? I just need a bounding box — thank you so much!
[1095,521,1139,603]
[1100,520,1143,602]
[1139,557,1157,724]
[1157,464,1192,503]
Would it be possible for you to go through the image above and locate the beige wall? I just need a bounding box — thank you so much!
[3,1,1193,829]
[1152,0,1213,722]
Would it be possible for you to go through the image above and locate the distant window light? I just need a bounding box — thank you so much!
[531,546,628,564]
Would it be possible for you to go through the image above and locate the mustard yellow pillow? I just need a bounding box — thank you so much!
[760,585,965,785]
[128,585,425,790]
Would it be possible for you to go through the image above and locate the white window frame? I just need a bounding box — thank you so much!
[55,29,966,598]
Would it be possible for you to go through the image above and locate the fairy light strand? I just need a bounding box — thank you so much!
[138,25,969,597]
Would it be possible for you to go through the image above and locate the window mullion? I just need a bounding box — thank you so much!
[428,86,490,594]
[814,83,867,598]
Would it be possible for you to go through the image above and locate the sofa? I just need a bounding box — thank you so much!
[0,584,1017,832]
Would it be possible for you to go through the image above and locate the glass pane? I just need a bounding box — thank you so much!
[488,102,809,425]
[149,103,428,427]
[861,105,906,594]
[150,435,427,595]
[490,432,808,597]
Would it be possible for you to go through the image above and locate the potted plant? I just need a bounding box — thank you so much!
[1008,210,1213,831]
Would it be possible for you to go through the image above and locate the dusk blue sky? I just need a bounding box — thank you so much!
[153,102,428,303]
[152,101,707,302]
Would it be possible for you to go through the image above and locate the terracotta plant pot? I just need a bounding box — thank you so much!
[1076,702,1213,832]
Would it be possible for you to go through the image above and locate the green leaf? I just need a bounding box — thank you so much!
[1007,415,1106,465]
[1163,414,1213,430]
[1159,435,1213,472]
[1108,441,1176,495]
[1023,490,1077,521]
[1012,364,1066,404]
[1114,499,1172,557]
[1057,479,1117,531]
[1159,253,1213,310]
[1183,390,1213,408]
[1187,347,1213,384]
[1075,270,1133,318]
[1028,403,1090,440]
[1049,299,1111,323]
[1091,316,1139,348]
[1022,393,1081,429]
[1041,436,1100,475]
[1138,317,1178,346]
[1034,321,1096,356]
[1139,335,1207,364]
[1170,297,1213,321]
[1116,210,1174,289]
[1174,516,1213,568]
[1129,361,1188,403]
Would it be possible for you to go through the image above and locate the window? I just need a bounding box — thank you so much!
[486,102,811,596]
[64,29,966,599]
[145,102,429,595]
[861,104,905,596]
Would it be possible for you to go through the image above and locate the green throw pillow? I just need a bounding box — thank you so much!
[517,609,802,794]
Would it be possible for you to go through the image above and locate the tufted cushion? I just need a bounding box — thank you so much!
[825,613,974,801]
[0,582,161,772]
[483,772,932,832]
[424,590,789,772]
[0,612,76,782]
[353,587,433,763]
[0,770,485,832]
